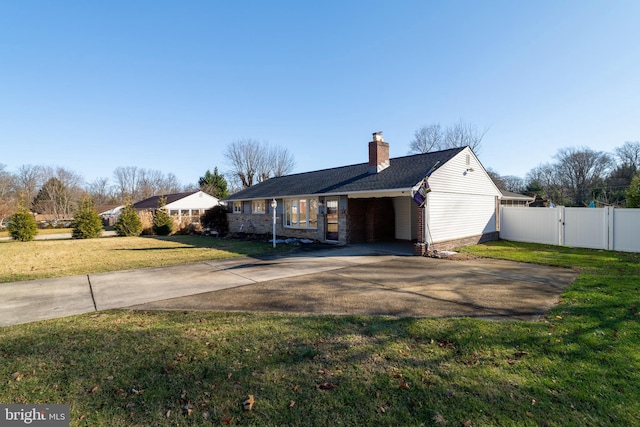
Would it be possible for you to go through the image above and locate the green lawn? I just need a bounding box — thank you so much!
[1,241,639,426]
[0,235,290,283]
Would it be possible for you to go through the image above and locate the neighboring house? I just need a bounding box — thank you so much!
[133,191,220,224]
[222,132,502,254]
[33,213,74,228]
[500,191,535,207]
[95,204,125,226]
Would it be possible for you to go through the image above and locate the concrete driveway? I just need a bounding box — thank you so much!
[0,245,578,326]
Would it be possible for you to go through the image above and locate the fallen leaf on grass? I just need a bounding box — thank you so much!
[10,372,23,381]
[183,403,193,415]
[399,381,410,389]
[317,382,337,391]
[289,400,295,408]
[242,395,255,411]
[433,413,446,424]
[88,386,99,394]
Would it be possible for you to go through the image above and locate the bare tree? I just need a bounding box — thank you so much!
[271,145,295,177]
[408,120,488,154]
[32,167,84,218]
[86,177,117,206]
[554,147,613,206]
[225,139,262,188]
[0,164,18,224]
[15,164,44,206]
[113,166,142,201]
[409,124,443,154]
[113,166,184,202]
[138,169,165,200]
[444,119,487,153]
[526,163,568,205]
[225,139,295,188]
[486,168,525,193]
[614,141,640,171]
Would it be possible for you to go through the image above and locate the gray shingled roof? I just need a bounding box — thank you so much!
[133,191,200,210]
[223,147,465,201]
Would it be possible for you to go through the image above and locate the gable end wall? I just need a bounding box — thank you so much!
[426,148,500,246]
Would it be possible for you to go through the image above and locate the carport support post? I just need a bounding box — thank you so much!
[413,204,427,256]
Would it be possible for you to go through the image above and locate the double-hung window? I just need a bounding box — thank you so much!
[285,198,318,228]
[252,200,265,214]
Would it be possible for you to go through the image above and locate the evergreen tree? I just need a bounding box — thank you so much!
[71,196,103,239]
[152,196,173,236]
[7,200,38,242]
[626,172,640,208]
[114,203,143,237]
[200,205,229,235]
[198,167,229,199]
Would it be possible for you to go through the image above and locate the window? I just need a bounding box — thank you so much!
[285,198,318,228]
[252,200,265,214]
[233,202,242,213]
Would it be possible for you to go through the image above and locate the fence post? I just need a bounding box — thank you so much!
[607,207,615,251]
[558,206,565,246]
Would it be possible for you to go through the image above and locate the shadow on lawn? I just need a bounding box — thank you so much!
[2,304,638,426]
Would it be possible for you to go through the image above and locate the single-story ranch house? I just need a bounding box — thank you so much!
[134,190,219,224]
[222,132,502,255]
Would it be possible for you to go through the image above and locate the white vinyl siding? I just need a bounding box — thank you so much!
[428,148,501,197]
[426,193,496,243]
[423,148,500,244]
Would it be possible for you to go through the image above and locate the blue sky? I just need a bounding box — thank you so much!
[1,1,638,188]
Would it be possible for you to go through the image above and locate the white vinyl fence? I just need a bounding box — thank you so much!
[500,206,640,253]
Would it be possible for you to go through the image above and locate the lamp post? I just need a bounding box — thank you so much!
[271,199,277,248]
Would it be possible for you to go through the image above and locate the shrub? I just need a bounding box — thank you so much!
[138,211,154,235]
[7,209,38,242]
[200,205,229,236]
[152,196,173,236]
[114,204,143,237]
[627,173,640,208]
[71,197,104,239]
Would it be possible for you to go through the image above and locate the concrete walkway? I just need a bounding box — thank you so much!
[0,244,578,327]
[0,245,401,326]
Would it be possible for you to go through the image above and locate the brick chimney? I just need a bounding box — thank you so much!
[368,131,390,174]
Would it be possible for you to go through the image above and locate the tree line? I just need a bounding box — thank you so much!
[410,121,640,207]
[488,142,640,207]
[0,138,294,225]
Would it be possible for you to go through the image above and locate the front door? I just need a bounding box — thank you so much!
[326,198,339,241]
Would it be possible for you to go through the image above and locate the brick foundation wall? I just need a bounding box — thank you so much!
[226,213,321,241]
[427,231,500,253]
